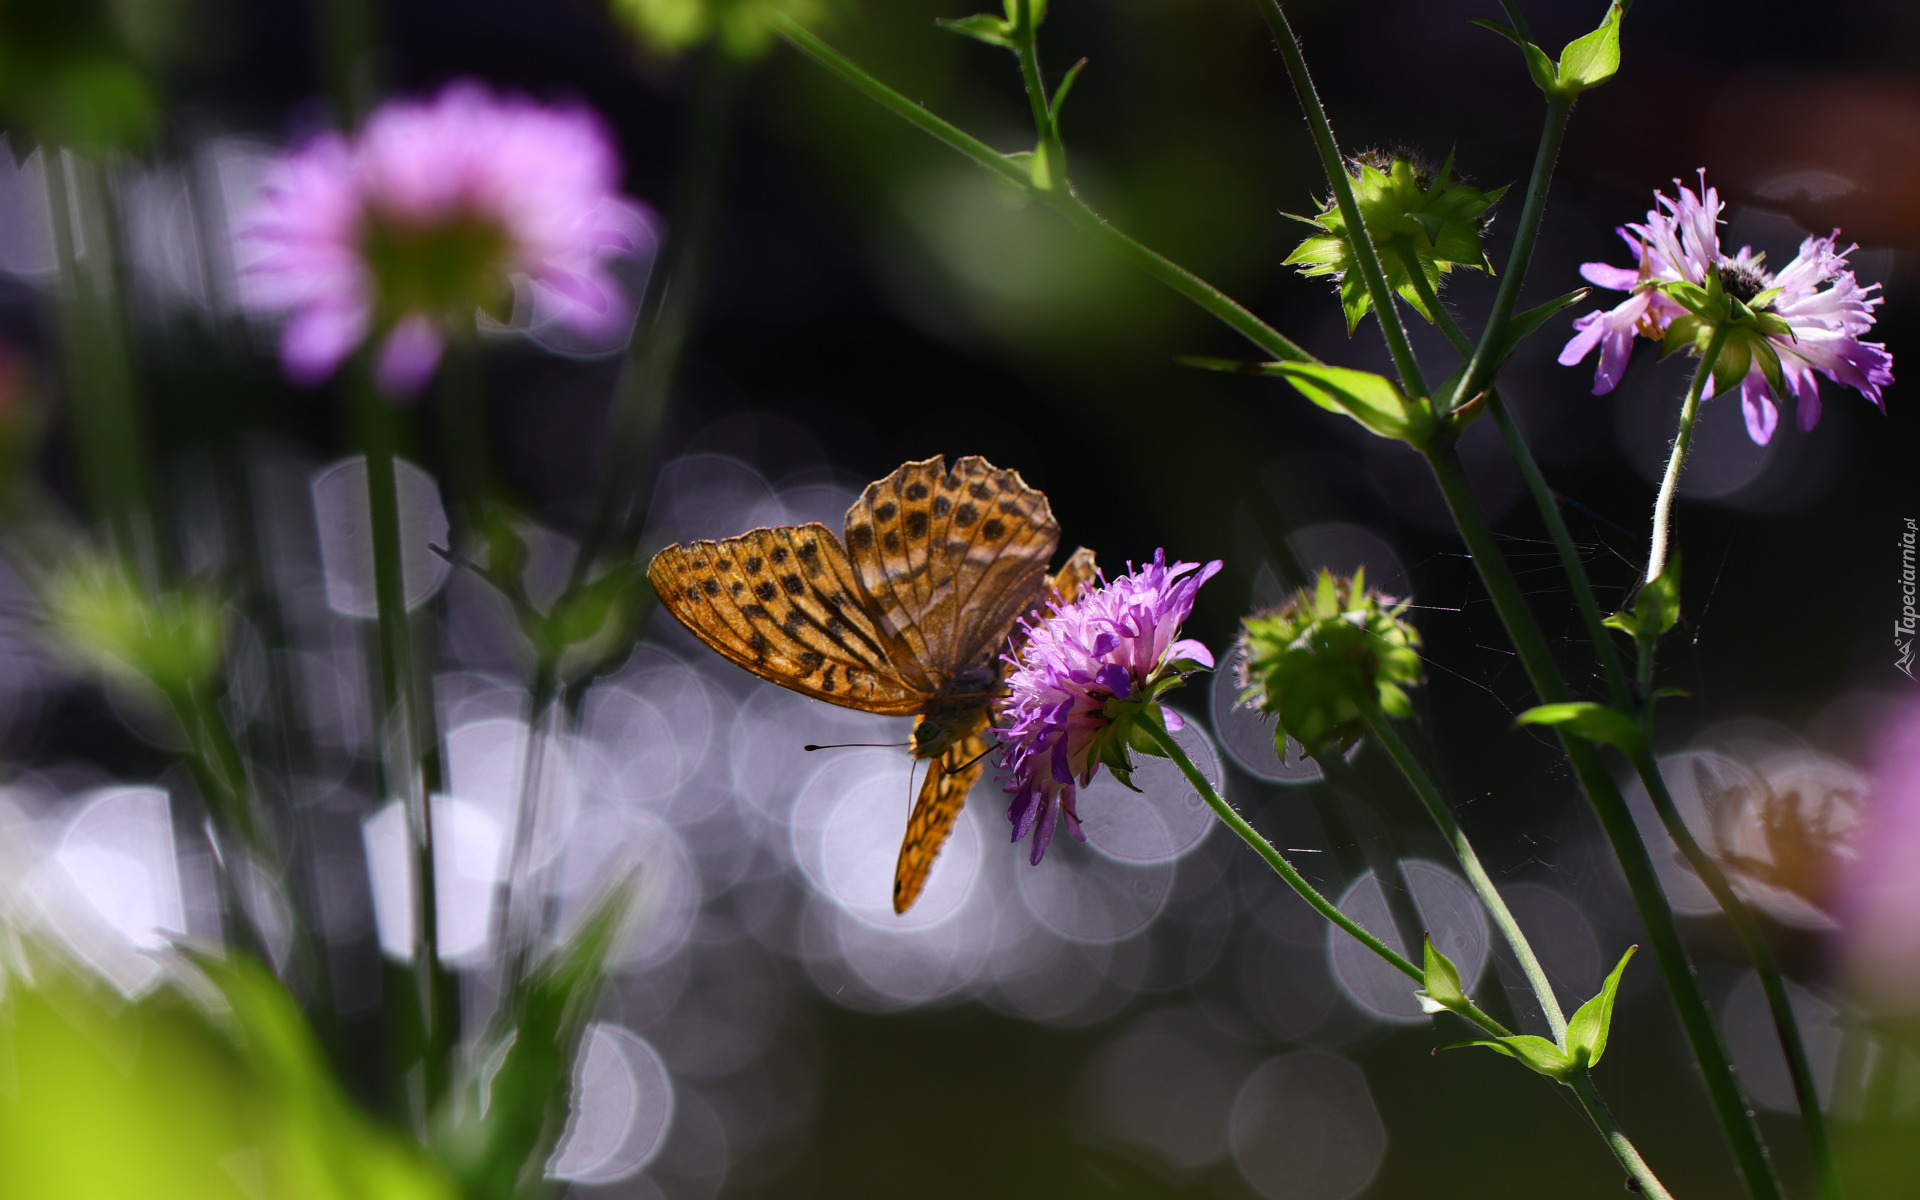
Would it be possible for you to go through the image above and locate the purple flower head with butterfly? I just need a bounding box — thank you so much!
[1558,170,1891,444]
[240,81,655,398]
[996,549,1222,864]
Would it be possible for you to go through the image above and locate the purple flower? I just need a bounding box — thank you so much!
[995,550,1222,864]
[1559,171,1892,443]
[241,82,654,397]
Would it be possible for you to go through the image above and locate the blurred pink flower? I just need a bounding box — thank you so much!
[1841,702,1920,1013]
[242,82,653,396]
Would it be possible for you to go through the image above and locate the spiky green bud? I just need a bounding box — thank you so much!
[1284,150,1506,333]
[1236,568,1423,758]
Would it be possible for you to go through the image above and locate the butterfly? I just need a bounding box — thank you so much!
[647,454,1095,912]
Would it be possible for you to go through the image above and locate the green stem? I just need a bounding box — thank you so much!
[1424,441,1785,1200]
[497,658,558,1005]
[1009,0,1062,187]
[771,16,1314,364]
[1254,0,1427,398]
[1427,259,1841,1200]
[1137,719,1501,1032]
[1360,705,1569,1043]
[44,149,154,574]
[1495,0,1534,41]
[1634,750,1844,1200]
[1630,327,1841,1198]
[1404,247,1633,709]
[1647,323,1729,584]
[574,51,735,583]
[1450,95,1572,410]
[1416,169,1839,1198]
[1570,1069,1677,1200]
[1148,716,1675,1197]
[351,364,450,1121]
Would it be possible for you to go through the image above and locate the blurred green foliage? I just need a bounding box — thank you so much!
[0,947,457,1200]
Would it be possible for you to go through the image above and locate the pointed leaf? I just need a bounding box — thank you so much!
[1636,555,1681,638]
[1422,936,1471,1014]
[1437,1034,1576,1081]
[1567,946,1638,1068]
[1515,701,1645,753]
[1174,355,1279,375]
[935,13,1015,47]
[1271,362,1432,444]
[1554,3,1623,95]
[1500,289,1593,360]
[1048,57,1089,123]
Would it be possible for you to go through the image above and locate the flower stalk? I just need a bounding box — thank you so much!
[1254,0,1427,399]
[1144,716,1673,1199]
[1450,95,1572,411]
[351,360,452,1123]
[1356,704,1569,1041]
[1410,110,1842,1200]
[1647,322,1730,584]
[769,14,1314,365]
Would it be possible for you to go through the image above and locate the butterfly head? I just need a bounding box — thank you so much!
[911,695,995,761]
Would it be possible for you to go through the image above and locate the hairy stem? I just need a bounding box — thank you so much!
[1451,95,1572,410]
[1148,716,1673,1195]
[1138,721,1448,1012]
[1360,706,1569,1042]
[1647,324,1730,583]
[1404,248,1633,708]
[1570,1069,1677,1200]
[1424,441,1784,1200]
[1254,0,1427,398]
[1413,146,1837,1199]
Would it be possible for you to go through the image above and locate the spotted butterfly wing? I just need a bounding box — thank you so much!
[649,455,1070,914]
[890,546,1099,913]
[647,523,936,713]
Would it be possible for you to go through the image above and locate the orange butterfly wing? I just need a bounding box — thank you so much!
[646,524,935,714]
[890,547,1099,913]
[843,455,1059,690]
[649,455,1092,916]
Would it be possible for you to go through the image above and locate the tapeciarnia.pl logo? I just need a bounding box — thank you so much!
[1901,517,1917,679]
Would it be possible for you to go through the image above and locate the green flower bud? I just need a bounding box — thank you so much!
[47,555,226,698]
[1236,568,1422,758]
[1284,150,1507,333]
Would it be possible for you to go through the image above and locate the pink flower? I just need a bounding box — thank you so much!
[995,551,1220,864]
[241,82,654,397]
[1841,702,1920,1014]
[1559,171,1892,443]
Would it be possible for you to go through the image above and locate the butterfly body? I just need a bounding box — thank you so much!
[648,455,1090,913]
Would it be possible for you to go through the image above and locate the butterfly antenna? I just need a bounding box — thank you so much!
[955,741,998,774]
[802,741,911,752]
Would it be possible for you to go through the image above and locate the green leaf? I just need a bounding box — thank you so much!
[1554,3,1624,96]
[1048,56,1088,123]
[936,13,1016,47]
[1566,946,1638,1068]
[1501,289,1593,359]
[1515,702,1644,753]
[1437,1034,1576,1081]
[1419,936,1471,1015]
[434,886,634,1200]
[1173,355,1278,375]
[1636,554,1681,638]
[1271,362,1434,444]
